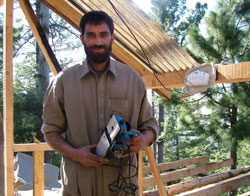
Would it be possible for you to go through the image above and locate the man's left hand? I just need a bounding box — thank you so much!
[123,129,155,157]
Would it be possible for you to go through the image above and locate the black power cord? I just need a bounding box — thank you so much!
[105,151,138,195]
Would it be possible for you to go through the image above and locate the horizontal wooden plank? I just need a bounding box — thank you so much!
[142,70,186,89]
[216,62,250,83]
[166,166,250,196]
[143,156,209,175]
[175,172,250,196]
[143,159,233,188]
[142,62,250,89]
[143,166,250,196]
[13,143,53,152]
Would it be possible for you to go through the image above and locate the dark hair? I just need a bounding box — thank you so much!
[80,11,114,35]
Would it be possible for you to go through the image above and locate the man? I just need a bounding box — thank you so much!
[42,11,158,196]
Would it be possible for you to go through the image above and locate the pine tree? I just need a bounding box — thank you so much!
[186,1,250,195]
[150,0,207,46]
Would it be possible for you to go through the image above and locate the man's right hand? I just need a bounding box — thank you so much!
[73,144,109,167]
[44,132,109,168]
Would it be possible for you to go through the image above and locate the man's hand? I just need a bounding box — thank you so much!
[74,144,109,167]
[123,129,156,157]
[128,130,147,155]
[44,132,109,168]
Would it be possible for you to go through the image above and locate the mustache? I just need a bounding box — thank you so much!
[89,45,106,49]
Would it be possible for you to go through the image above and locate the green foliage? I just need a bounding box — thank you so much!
[188,0,250,63]
[152,0,250,167]
[52,151,62,168]
[155,90,230,162]
[14,87,44,143]
[150,0,207,46]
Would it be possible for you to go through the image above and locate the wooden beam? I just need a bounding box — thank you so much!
[216,62,250,83]
[138,150,144,196]
[13,143,53,152]
[142,62,250,89]
[33,139,44,196]
[145,146,168,196]
[165,166,250,196]
[142,70,186,89]
[144,168,250,196]
[143,159,233,188]
[176,172,250,196]
[154,88,173,99]
[18,0,61,75]
[143,166,250,196]
[143,156,209,175]
[33,150,44,196]
[0,114,4,196]
[3,0,14,195]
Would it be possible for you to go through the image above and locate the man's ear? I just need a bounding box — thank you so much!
[80,34,84,44]
[111,34,115,44]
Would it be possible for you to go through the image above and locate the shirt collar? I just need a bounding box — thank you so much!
[80,58,118,78]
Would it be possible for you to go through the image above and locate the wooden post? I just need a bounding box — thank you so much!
[33,139,44,196]
[3,0,14,195]
[145,146,167,196]
[0,114,4,196]
[138,150,144,196]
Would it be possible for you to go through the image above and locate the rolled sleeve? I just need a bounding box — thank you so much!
[138,88,159,143]
[41,72,66,135]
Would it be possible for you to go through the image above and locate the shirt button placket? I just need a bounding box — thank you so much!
[97,79,105,130]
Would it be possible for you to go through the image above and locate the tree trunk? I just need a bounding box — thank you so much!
[228,98,238,196]
[176,136,179,160]
[36,1,52,163]
[0,113,4,196]
[157,103,164,163]
[36,1,50,91]
[228,137,237,196]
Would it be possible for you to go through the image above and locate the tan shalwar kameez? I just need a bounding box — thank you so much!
[42,58,159,196]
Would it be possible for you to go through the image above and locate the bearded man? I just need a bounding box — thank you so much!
[42,10,158,196]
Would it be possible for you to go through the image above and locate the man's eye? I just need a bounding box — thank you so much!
[101,33,109,37]
[86,33,95,38]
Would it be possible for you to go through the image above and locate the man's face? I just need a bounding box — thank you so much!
[81,22,114,64]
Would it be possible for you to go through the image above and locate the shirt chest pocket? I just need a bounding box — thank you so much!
[109,99,129,122]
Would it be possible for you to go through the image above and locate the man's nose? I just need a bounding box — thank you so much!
[94,36,102,45]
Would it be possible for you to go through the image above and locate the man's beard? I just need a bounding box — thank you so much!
[84,42,112,64]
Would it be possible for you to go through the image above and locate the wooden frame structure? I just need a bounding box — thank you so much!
[139,155,250,196]
[2,0,250,195]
